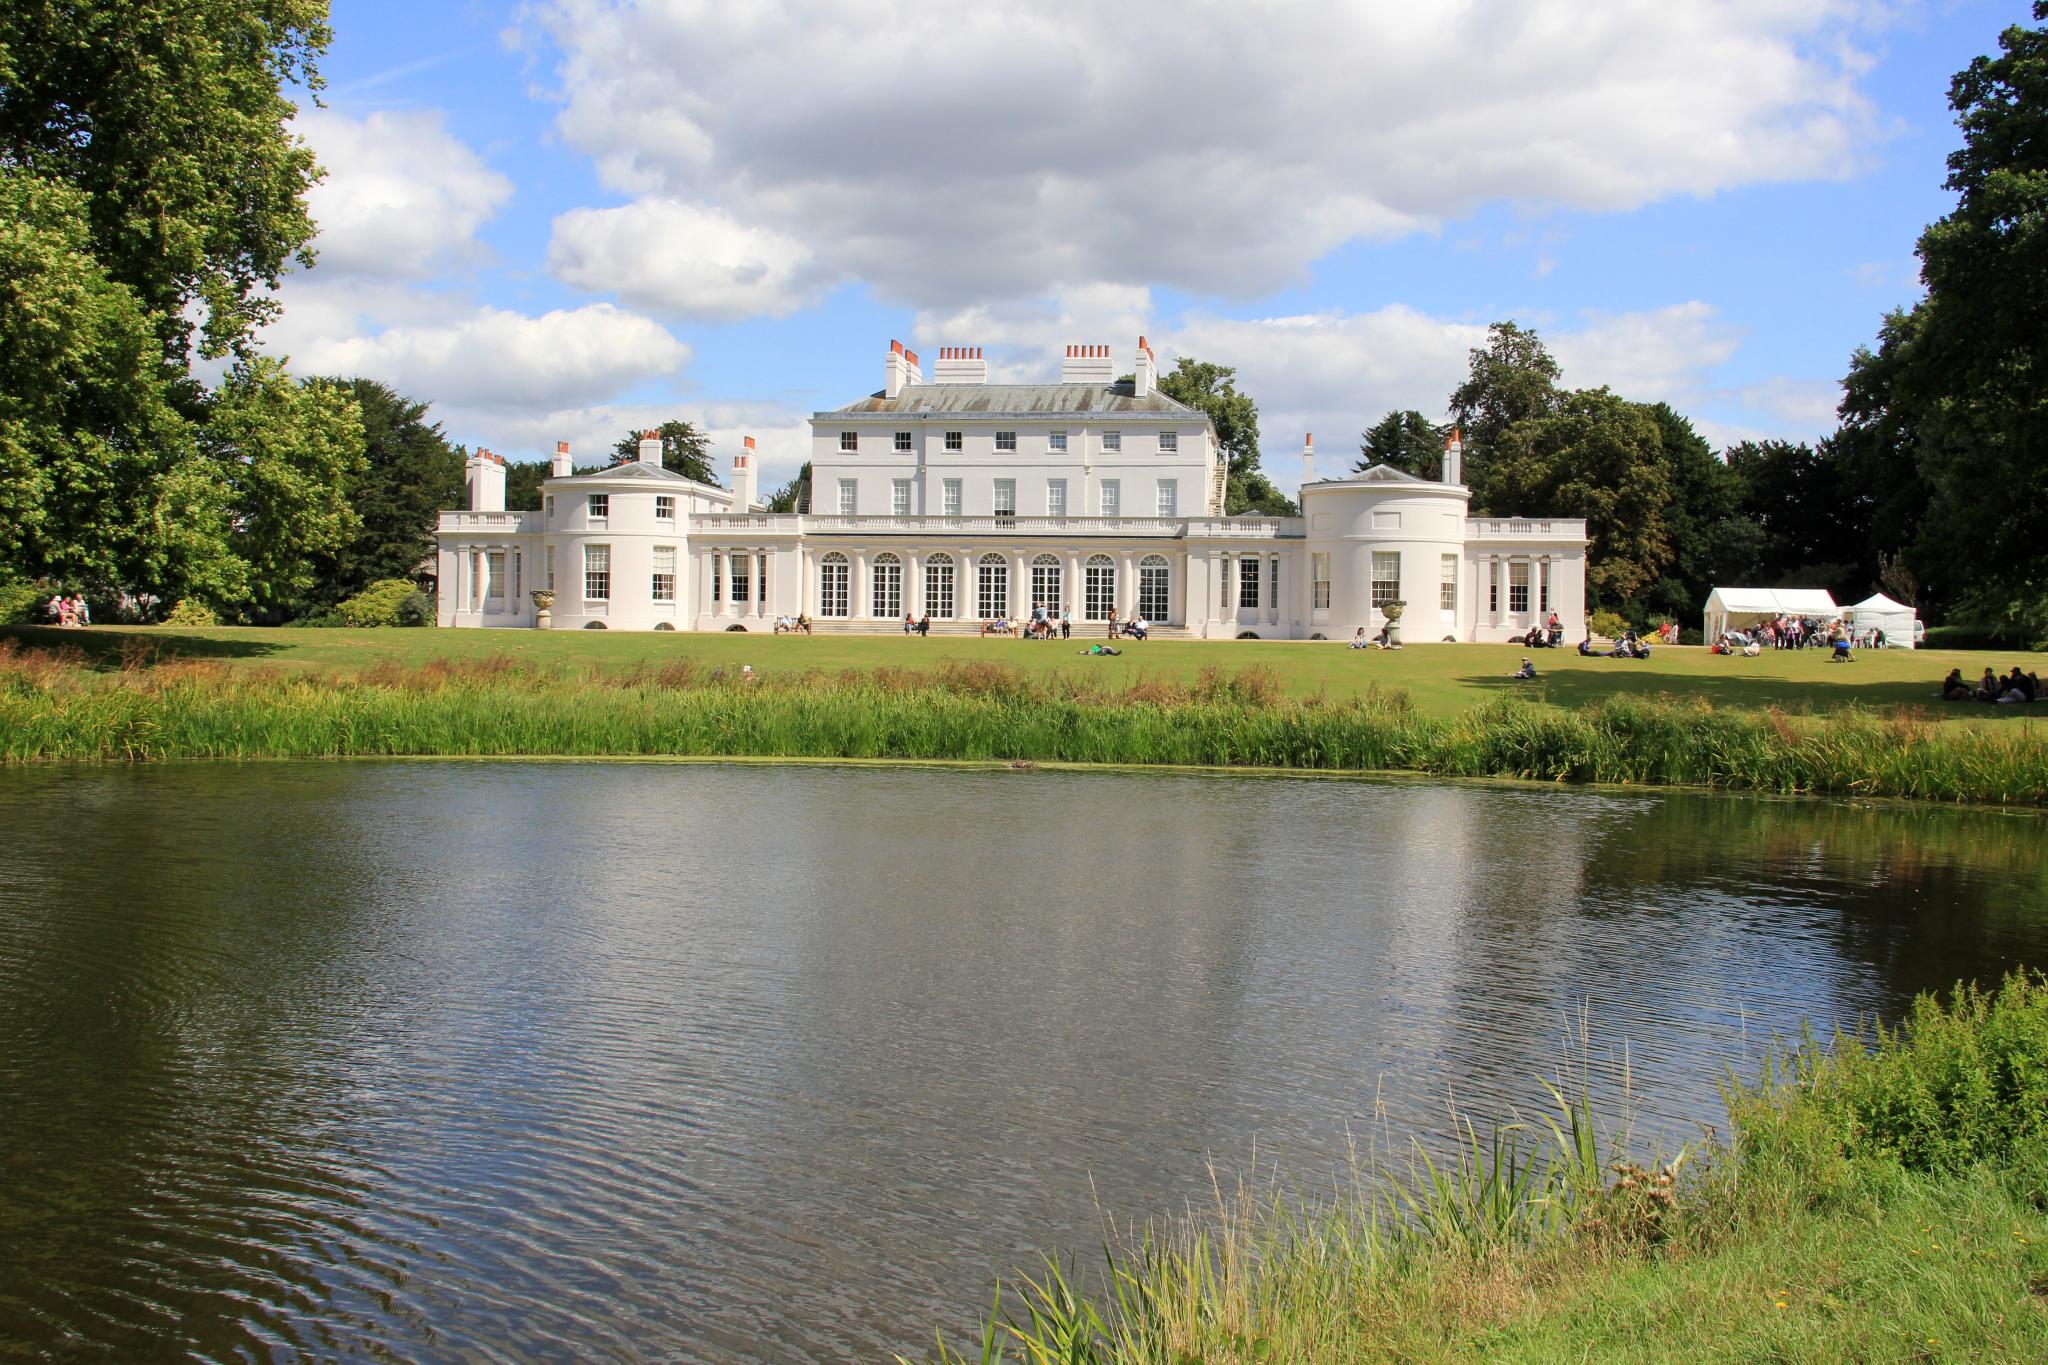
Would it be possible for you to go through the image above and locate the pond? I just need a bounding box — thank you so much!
[2,762,2043,1361]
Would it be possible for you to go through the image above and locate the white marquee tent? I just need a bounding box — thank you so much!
[1843,592,1919,648]
[1702,586,1840,642]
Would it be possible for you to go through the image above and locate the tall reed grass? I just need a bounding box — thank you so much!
[3,640,2044,804]
[908,974,2048,1364]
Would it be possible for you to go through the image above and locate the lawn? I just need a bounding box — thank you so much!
[5,624,2042,723]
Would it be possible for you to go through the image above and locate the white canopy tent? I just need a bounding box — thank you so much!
[1843,592,1919,648]
[1702,586,1840,642]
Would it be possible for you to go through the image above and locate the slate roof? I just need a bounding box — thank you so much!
[1305,462,1438,487]
[823,382,1204,419]
[550,461,696,484]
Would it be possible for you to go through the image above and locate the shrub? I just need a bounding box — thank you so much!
[0,580,46,625]
[163,599,218,627]
[395,590,433,626]
[1587,609,1627,639]
[1679,627,1703,646]
[336,579,426,628]
[1732,972,2048,1190]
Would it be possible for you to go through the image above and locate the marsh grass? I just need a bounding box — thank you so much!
[3,641,2045,804]
[910,975,2048,1364]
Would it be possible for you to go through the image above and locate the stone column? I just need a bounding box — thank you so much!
[851,549,868,621]
[1268,552,1282,625]
[1066,550,1081,621]
[1219,551,1233,621]
[756,550,769,618]
[1013,551,1029,620]
[906,551,922,618]
[1494,556,1509,628]
[1119,552,1138,620]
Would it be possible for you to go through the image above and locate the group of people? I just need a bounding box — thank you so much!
[1580,628,1653,659]
[773,614,812,634]
[1943,666,2040,704]
[1350,624,1396,649]
[44,594,91,627]
[1513,611,1568,649]
[979,604,1147,641]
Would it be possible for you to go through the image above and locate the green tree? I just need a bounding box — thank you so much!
[1837,5,2048,634]
[201,359,364,617]
[1155,357,1295,515]
[1722,439,1865,596]
[613,419,720,485]
[1449,321,1561,504]
[1639,403,1763,623]
[1357,410,1445,478]
[0,168,209,602]
[301,380,463,608]
[1483,388,1672,609]
[0,1,330,363]
[766,461,812,513]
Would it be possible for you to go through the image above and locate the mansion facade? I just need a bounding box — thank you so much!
[436,339,1588,641]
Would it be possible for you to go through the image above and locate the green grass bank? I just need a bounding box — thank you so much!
[4,640,2047,805]
[7,623,2046,723]
[912,974,2048,1364]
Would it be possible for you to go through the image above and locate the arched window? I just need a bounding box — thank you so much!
[977,552,1010,620]
[925,553,955,619]
[1138,555,1171,622]
[1084,553,1117,621]
[819,551,849,618]
[872,551,902,619]
[1030,553,1063,613]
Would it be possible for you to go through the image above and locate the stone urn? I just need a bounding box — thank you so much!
[1382,600,1406,648]
[530,588,555,629]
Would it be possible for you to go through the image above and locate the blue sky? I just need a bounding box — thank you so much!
[264,1,2030,493]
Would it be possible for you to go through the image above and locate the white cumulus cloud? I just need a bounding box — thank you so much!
[299,109,514,279]
[527,0,1884,307]
[547,198,818,320]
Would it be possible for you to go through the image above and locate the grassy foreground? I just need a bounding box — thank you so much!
[5,623,2046,723]
[915,974,2048,1364]
[4,638,2047,805]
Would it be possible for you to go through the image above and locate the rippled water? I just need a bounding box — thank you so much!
[2,763,2044,1361]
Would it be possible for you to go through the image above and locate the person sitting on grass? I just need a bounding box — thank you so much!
[1126,616,1148,642]
[1743,638,1762,657]
[1974,667,2001,702]
[1998,667,2037,704]
[1830,636,1854,662]
[1351,627,1369,649]
[1514,657,1536,680]
[1941,668,1971,701]
[1578,635,1596,656]
[916,615,930,637]
[796,613,812,636]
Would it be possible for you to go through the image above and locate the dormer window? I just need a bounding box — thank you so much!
[840,431,859,452]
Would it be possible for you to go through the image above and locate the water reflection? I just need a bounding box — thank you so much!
[0,763,2042,1362]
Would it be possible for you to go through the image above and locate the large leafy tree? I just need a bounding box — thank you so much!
[0,169,203,598]
[0,1,330,364]
[1482,388,1672,609]
[301,380,463,608]
[1357,410,1445,478]
[1449,321,1561,502]
[1639,403,1763,622]
[202,359,364,617]
[1838,4,2048,635]
[613,419,719,485]
[1156,358,1295,515]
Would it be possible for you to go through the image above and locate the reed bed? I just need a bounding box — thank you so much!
[3,640,2045,804]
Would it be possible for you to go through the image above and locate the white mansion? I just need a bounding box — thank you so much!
[436,339,1588,640]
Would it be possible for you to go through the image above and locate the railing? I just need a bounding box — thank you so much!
[438,510,541,533]
[799,514,1187,536]
[1183,517,1301,538]
[690,514,788,531]
[1466,518,1587,538]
